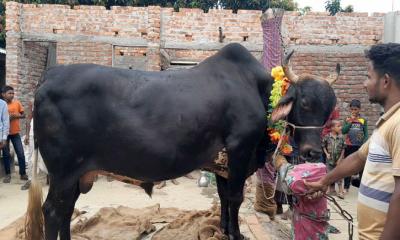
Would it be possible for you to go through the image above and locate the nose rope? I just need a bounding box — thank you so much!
[261,120,354,239]
[261,120,326,200]
[286,122,325,130]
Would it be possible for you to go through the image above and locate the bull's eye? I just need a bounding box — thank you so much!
[300,98,311,110]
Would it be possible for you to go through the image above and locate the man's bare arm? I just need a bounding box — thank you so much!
[305,151,366,191]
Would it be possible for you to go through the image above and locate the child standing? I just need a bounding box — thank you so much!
[1,85,27,184]
[322,120,345,199]
[342,99,368,192]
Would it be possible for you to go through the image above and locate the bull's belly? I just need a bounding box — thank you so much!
[96,152,217,182]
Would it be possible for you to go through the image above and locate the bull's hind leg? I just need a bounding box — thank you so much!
[226,174,247,240]
[216,175,230,235]
[225,145,253,240]
[43,180,80,240]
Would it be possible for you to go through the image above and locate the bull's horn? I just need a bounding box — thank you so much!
[326,63,341,85]
[282,50,299,83]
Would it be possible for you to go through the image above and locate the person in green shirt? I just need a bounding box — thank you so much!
[342,99,368,192]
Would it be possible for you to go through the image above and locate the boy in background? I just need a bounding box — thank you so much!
[322,120,345,199]
[342,99,368,192]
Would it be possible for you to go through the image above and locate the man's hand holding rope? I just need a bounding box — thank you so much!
[304,151,366,200]
[304,178,327,200]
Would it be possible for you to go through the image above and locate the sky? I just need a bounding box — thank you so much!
[296,0,400,13]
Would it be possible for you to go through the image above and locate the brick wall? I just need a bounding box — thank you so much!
[162,8,263,44]
[5,1,391,134]
[18,41,48,134]
[57,42,112,65]
[20,42,48,102]
[20,4,148,38]
[283,12,384,45]
[113,46,148,70]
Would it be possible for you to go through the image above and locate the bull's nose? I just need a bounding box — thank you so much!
[309,149,322,160]
[300,147,323,161]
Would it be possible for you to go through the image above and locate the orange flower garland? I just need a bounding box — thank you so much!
[268,66,293,155]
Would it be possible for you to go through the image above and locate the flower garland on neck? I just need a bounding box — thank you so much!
[267,66,293,155]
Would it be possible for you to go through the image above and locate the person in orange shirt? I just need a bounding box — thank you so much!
[1,85,28,184]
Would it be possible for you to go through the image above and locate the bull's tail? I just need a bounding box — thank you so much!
[25,147,44,240]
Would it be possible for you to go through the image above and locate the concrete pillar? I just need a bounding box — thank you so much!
[384,12,400,43]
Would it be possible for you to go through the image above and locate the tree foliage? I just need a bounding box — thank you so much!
[325,0,353,15]
[298,5,311,15]
[219,0,297,13]
[325,0,341,15]
[342,5,354,13]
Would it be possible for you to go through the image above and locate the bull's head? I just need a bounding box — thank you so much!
[271,50,340,162]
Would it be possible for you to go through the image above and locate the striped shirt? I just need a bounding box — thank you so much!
[357,101,400,240]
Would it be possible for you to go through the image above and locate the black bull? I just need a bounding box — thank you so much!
[27,43,337,240]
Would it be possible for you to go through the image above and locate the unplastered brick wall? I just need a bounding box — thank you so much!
[162,8,263,44]
[57,42,112,65]
[20,4,149,38]
[165,49,217,62]
[283,12,385,45]
[19,41,48,134]
[20,41,48,100]
[114,46,148,70]
[164,49,263,62]
[5,1,389,133]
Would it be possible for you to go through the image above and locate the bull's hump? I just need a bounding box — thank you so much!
[217,43,255,64]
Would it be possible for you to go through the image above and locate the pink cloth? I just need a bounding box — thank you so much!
[285,163,329,240]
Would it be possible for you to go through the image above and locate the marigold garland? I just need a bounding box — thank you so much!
[267,66,293,155]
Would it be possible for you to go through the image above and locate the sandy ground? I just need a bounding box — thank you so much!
[0,170,358,240]
[0,172,216,229]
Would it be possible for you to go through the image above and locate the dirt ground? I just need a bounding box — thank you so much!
[0,170,357,240]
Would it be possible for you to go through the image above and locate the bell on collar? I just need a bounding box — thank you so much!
[198,171,210,187]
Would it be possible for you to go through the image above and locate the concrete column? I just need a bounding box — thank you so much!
[384,12,400,43]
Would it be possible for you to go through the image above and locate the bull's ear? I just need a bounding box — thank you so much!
[271,86,296,122]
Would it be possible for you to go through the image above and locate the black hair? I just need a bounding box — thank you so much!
[350,99,361,108]
[2,85,14,93]
[365,43,400,87]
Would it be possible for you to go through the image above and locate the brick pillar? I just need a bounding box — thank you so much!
[5,2,23,95]
[147,6,161,71]
[1,2,22,177]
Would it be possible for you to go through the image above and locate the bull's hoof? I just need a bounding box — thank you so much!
[229,234,249,240]
[156,181,166,189]
[171,179,179,185]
